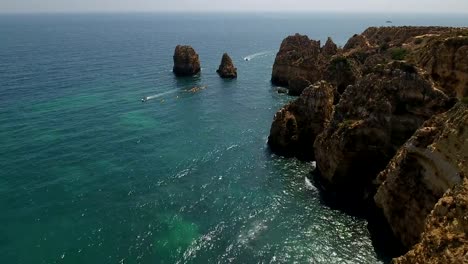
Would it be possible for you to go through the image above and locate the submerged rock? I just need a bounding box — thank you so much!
[268,81,334,160]
[216,53,237,79]
[271,34,323,87]
[173,45,201,76]
[374,103,468,249]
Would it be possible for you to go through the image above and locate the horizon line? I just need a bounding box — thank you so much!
[2,10,468,15]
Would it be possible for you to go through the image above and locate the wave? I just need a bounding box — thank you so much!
[243,50,274,61]
[304,177,317,191]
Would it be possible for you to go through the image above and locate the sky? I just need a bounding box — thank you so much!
[1,0,468,13]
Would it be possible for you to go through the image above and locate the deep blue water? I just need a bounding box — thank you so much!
[1,13,467,264]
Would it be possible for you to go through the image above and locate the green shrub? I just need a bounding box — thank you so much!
[379,42,390,51]
[390,48,408,61]
[461,97,468,105]
[330,56,351,72]
[446,36,468,47]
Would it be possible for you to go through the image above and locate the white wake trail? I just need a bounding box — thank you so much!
[142,89,179,101]
[243,50,274,61]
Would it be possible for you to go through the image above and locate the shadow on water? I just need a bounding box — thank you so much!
[263,142,406,263]
[218,78,237,87]
[173,73,202,88]
[310,170,407,263]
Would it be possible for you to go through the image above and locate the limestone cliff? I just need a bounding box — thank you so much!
[374,103,468,249]
[314,62,453,200]
[271,34,323,87]
[268,27,468,261]
[394,178,468,264]
[409,34,468,99]
[323,56,362,94]
[343,34,370,51]
[173,45,201,76]
[268,81,334,160]
[361,26,453,47]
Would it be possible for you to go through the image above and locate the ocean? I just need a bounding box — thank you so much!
[1,13,467,264]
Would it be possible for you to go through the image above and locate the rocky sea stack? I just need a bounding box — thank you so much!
[216,53,237,79]
[173,45,201,76]
[268,81,335,159]
[268,26,468,263]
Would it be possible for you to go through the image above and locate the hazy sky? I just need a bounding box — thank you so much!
[1,0,468,13]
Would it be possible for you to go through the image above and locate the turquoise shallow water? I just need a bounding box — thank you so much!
[1,13,467,264]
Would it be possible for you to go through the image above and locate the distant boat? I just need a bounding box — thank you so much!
[141,97,148,102]
[386,20,393,24]
[244,58,250,61]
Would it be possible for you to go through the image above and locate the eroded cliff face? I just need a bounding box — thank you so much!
[313,62,452,200]
[173,45,201,76]
[268,81,335,160]
[271,34,324,87]
[323,56,362,94]
[360,27,468,99]
[343,34,370,51]
[374,103,468,249]
[393,178,468,264]
[268,27,468,261]
[409,34,468,99]
[362,26,453,47]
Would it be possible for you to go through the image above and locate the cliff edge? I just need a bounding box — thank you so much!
[268,26,468,262]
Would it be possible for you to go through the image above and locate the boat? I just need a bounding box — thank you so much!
[141,97,148,102]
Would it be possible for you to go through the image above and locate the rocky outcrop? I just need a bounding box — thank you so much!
[394,178,468,264]
[277,87,288,94]
[362,26,454,47]
[362,54,387,74]
[173,45,201,76]
[343,34,370,51]
[314,62,453,201]
[324,56,362,94]
[268,26,468,263]
[271,34,323,87]
[216,53,237,79]
[322,37,338,56]
[268,81,334,160]
[288,76,311,96]
[374,103,468,249]
[410,35,468,99]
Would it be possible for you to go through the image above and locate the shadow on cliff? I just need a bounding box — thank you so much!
[310,170,407,263]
